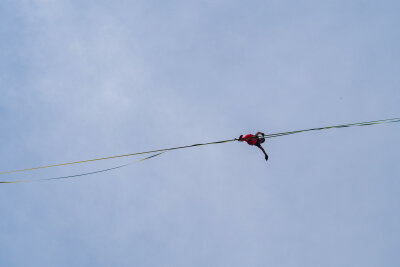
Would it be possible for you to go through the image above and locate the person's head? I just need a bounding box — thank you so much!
[256,133,265,144]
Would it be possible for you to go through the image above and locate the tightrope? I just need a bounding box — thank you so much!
[1,117,399,177]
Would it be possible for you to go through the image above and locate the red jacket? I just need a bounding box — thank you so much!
[241,134,258,145]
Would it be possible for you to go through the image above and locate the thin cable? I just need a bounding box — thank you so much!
[1,117,399,176]
[0,139,235,175]
[264,117,400,139]
[0,152,164,184]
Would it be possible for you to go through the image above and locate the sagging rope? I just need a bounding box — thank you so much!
[0,153,164,184]
[0,117,399,180]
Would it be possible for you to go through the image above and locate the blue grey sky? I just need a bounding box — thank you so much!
[1,0,399,266]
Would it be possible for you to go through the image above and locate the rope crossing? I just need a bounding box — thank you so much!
[1,117,399,183]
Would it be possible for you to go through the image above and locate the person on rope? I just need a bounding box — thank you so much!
[238,132,268,161]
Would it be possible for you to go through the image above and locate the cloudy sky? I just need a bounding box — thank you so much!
[1,0,399,266]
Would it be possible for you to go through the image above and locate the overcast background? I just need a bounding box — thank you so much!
[1,0,399,266]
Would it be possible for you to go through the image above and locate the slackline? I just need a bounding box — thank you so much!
[1,117,399,177]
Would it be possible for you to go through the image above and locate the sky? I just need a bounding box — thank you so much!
[0,0,399,266]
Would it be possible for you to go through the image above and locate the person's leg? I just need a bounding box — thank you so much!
[256,144,268,161]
